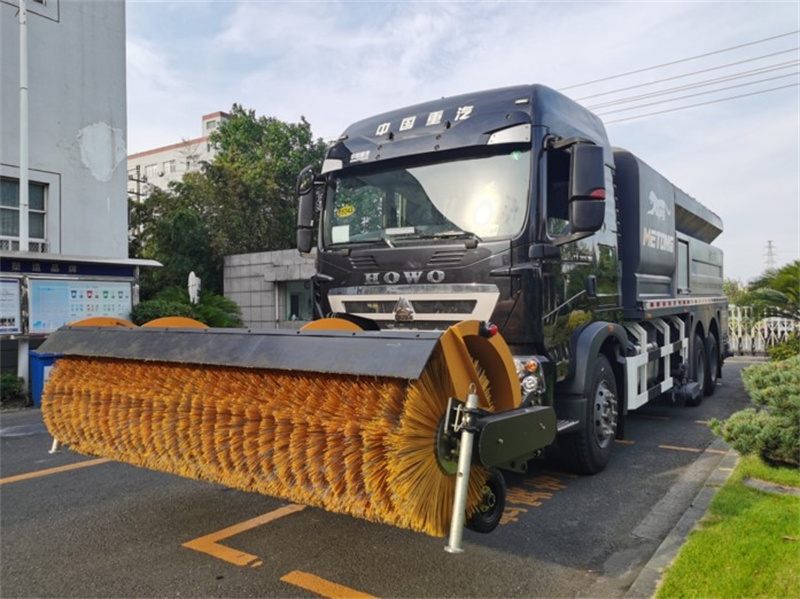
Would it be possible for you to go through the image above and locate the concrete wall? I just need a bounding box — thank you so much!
[224,249,316,329]
[0,0,128,258]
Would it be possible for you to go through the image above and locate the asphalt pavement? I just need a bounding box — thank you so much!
[0,358,756,598]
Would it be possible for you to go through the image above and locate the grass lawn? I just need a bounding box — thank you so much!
[656,454,800,599]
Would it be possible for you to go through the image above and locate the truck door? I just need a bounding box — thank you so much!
[540,143,616,380]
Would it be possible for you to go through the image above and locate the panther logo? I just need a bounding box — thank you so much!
[647,191,671,221]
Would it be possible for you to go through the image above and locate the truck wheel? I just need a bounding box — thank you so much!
[559,355,618,474]
[466,468,506,534]
[704,334,719,397]
[686,333,707,406]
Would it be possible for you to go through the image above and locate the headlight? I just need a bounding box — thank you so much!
[513,356,545,397]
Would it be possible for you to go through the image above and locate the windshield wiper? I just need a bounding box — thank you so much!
[334,236,395,248]
[431,229,483,242]
[384,228,482,246]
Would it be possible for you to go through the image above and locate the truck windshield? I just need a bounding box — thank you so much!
[323,149,530,247]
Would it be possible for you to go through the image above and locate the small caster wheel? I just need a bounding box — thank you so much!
[466,468,506,534]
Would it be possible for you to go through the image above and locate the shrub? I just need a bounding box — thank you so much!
[130,286,243,328]
[1,372,29,405]
[710,355,800,467]
[768,331,800,362]
[131,299,195,325]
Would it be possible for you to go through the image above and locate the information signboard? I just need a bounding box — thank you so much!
[0,279,22,334]
[29,279,132,333]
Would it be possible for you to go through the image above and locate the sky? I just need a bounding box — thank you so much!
[125,0,799,284]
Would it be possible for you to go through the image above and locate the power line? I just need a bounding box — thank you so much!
[575,48,799,101]
[603,83,799,124]
[586,60,798,109]
[595,72,800,116]
[561,30,799,90]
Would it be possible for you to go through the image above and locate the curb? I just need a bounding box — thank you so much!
[624,439,739,598]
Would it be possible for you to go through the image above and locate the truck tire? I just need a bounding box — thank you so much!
[559,355,618,474]
[686,333,707,407]
[704,334,719,397]
[466,468,506,534]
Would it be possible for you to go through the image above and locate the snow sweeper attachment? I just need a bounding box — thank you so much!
[39,318,556,546]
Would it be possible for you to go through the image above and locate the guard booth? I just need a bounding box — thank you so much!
[0,253,160,400]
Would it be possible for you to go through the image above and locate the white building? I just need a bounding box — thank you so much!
[1,0,129,257]
[1,0,157,384]
[127,111,228,196]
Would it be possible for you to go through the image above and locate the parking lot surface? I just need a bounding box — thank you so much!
[1,359,754,598]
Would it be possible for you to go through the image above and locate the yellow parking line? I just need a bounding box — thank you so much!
[659,445,701,453]
[281,570,378,599]
[659,445,728,455]
[0,458,110,485]
[615,439,636,445]
[183,504,305,567]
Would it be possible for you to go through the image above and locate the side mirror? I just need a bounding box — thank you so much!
[569,200,605,233]
[568,144,605,233]
[569,144,605,201]
[297,228,313,254]
[296,165,317,253]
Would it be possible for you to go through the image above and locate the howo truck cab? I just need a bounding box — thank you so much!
[297,84,728,476]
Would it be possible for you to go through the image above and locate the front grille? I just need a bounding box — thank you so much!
[427,249,466,267]
[343,299,477,315]
[343,300,397,314]
[349,255,379,269]
[412,300,476,314]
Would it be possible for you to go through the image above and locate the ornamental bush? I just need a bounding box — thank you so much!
[768,332,800,362]
[130,286,243,328]
[1,372,29,406]
[710,355,800,467]
[130,299,195,325]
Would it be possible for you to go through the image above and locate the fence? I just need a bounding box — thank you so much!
[729,305,796,355]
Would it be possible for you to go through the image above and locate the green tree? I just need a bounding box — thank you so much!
[747,260,799,322]
[131,182,221,298]
[129,106,327,300]
[207,105,328,255]
[723,278,748,306]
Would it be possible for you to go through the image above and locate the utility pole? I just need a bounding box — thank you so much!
[127,164,148,202]
[19,0,29,253]
[764,240,777,271]
[18,0,30,385]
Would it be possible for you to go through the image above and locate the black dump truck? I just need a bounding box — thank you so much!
[297,83,728,476]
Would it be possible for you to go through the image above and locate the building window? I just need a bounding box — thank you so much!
[0,177,47,247]
[163,160,176,173]
[206,120,217,131]
[144,164,158,180]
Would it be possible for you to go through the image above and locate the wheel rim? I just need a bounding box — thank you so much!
[594,382,617,449]
[477,484,497,514]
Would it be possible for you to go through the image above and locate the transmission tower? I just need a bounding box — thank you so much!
[764,240,777,270]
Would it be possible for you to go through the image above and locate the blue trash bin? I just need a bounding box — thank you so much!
[29,351,62,408]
